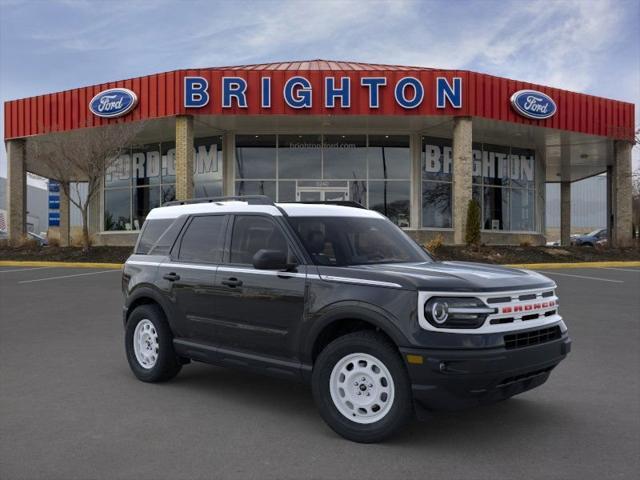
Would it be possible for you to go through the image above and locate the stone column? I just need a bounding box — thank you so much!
[6,139,27,244]
[222,132,235,196]
[611,141,633,247]
[452,117,473,244]
[59,182,70,247]
[409,133,422,229]
[175,115,194,201]
[560,181,571,246]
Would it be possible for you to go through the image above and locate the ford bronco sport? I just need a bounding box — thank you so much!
[122,195,570,443]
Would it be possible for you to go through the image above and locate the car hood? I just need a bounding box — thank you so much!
[317,261,555,292]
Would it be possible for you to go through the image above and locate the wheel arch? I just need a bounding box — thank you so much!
[125,286,172,328]
[303,303,409,366]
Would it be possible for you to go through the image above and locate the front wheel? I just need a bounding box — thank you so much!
[312,331,413,443]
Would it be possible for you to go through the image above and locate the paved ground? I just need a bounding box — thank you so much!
[1,265,639,480]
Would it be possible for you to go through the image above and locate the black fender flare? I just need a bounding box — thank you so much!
[125,285,178,333]
[300,301,410,365]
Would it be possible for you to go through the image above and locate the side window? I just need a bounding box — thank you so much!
[178,215,227,263]
[136,219,173,254]
[229,216,289,265]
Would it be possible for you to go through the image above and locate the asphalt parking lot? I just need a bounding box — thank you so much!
[1,265,639,480]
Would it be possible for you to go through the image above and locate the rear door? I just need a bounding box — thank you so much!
[208,214,307,358]
[158,214,229,341]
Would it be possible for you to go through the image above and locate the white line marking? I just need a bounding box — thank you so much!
[599,267,640,273]
[0,266,56,273]
[18,270,119,284]
[538,271,624,283]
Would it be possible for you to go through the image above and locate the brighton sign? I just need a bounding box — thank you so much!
[510,89,557,120]
[89,88,138,118]
[183,75,463,110]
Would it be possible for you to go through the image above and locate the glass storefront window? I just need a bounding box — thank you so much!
[235,135,276,179]
[132,143,161,187]
[278,134,322,179]
[368,135,410,179]
[369,181,410,228]
[161,142,176,184]
[105,136,217,231]
[510,147,535,189]
[235,180,277,199]
[194,136,223,198]
[133,186,160,230]
[422,181,452,228]
[104,188,131,231]
[483,186,509,231]
[422,137,452,228]
[422,137,452,182]
[231,134,411,228]
[423,137,537,232]
[482,144,510,187]
[510,188,535,231]
[105,154,131,188]
[323,135,367,179]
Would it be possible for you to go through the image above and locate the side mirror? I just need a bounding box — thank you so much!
[252,249,288,270]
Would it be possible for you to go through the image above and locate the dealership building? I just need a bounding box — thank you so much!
[3,60,635,246]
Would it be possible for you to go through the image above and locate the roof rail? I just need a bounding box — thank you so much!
[293,200,366,209]
[163,195,275,207]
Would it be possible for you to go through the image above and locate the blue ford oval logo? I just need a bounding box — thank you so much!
[89,88,138,118]
[510,89,556,120]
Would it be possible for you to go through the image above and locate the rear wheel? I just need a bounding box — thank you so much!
[312,331,413,443]
[125,304,182,382]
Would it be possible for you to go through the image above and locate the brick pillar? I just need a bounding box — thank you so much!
[611,141,633,247]
[175,115,194,201]
[452,117,473,244]
[560,181,571,246]
[6,139,27,244]
[409,133,422,229]
[222,132,235,196]
[59,182,70,247]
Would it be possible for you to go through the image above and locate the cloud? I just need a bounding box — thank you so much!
[0,0,638,176]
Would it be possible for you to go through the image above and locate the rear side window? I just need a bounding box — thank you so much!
[136,219,174,254]
[178,215,227,263]
[229,215,289,265]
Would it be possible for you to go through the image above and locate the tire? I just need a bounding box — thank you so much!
[125,304,182,383]
[312,331,413,443]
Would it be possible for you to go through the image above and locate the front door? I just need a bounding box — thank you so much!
[207,214,307,358]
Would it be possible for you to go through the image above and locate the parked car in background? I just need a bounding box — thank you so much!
[572,229,607,247]
[27,231,48,246]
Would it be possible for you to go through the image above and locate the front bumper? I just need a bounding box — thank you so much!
[400,333,571,411]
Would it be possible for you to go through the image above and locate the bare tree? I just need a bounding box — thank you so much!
[27,121,144,251]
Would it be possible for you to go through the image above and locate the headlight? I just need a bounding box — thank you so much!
[424,297,495,329]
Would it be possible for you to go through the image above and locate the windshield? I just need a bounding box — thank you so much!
[288,216,431,266]
[587,229,603,237]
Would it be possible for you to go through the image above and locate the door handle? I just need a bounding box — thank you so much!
[163,272,180,282]
[221,277,243,288]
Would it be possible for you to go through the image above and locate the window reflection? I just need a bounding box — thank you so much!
[235,135,276,179]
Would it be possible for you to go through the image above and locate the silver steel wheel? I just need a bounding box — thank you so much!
[329,352,395,424]
[133,319,159,369]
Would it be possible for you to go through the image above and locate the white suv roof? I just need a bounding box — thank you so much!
[145,201,383,220]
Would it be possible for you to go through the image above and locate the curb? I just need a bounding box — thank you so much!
[0,260,123,269]
[1,260,639,270]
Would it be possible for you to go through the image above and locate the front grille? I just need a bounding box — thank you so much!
[504,326,561,350]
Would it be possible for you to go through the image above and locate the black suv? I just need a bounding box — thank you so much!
[122,196,570,443]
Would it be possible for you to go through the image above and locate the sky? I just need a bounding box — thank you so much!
[1,0,638,180]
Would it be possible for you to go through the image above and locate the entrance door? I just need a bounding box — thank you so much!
[295,181,350,202]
